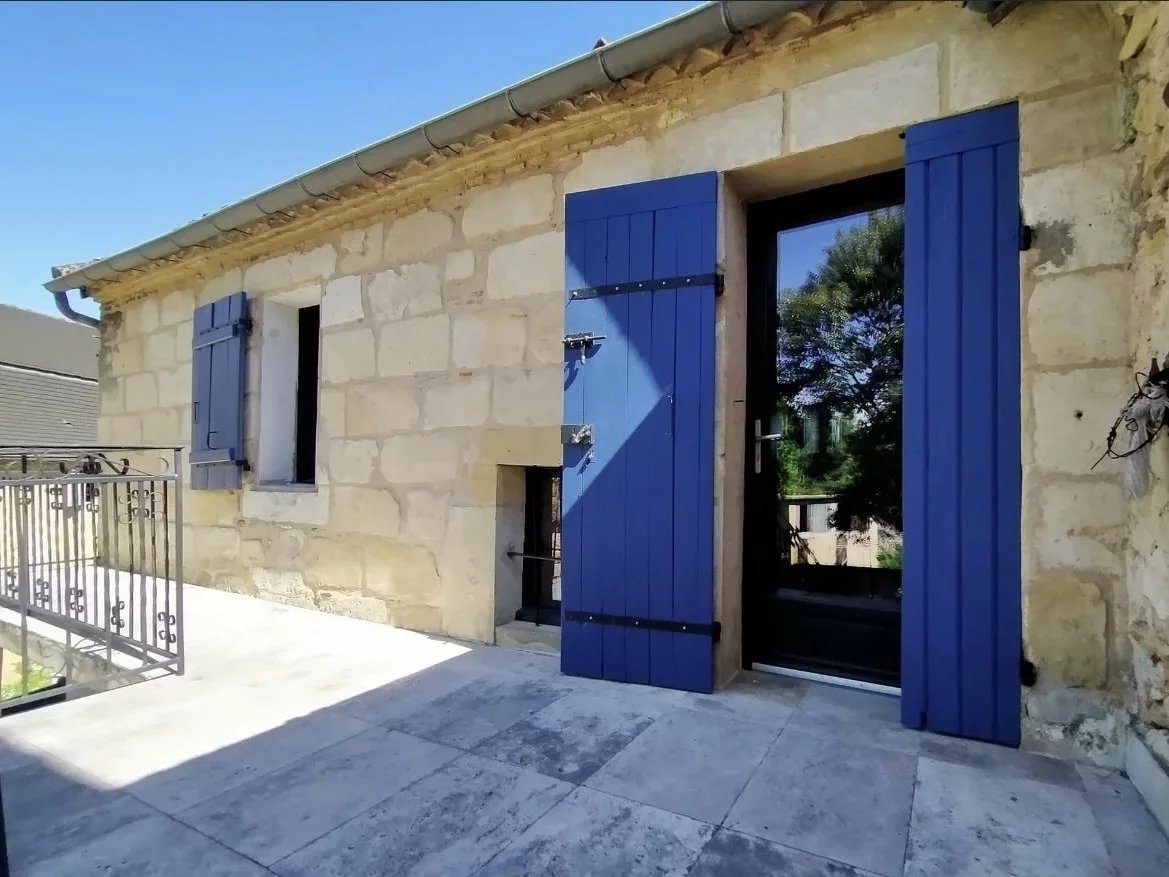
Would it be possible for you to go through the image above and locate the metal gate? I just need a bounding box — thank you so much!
[0,445,184,712]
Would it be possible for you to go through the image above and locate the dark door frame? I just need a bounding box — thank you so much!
[741,169,906,671]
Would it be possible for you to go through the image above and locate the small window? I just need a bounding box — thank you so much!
[294,306,320,484]
[257,300,320,487]
[515,467,561,626]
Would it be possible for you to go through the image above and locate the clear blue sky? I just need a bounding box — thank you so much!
[1,1,696,318]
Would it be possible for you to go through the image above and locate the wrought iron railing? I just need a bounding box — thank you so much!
[0,446,184,711]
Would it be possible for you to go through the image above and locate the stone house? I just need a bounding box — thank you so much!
[42,0,1169,820]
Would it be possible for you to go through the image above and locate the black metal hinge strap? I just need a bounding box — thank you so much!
[568,272,721,300]
[564,609,720,642]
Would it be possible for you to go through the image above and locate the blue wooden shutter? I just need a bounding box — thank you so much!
[562,173,717,694]
[902,103,1022,746]
[190,291,248,490]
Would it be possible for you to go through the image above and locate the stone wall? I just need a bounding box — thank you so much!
[95,1,1146,756]
[1113,2,1169,766]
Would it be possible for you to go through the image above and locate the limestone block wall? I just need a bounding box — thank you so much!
[1112,2,1169,764]
[93,0,1149,756]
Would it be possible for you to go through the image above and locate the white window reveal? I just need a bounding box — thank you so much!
[257,292,320,487]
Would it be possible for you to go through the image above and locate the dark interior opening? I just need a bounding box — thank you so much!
[294,305,320,485]
[515,466,561,626]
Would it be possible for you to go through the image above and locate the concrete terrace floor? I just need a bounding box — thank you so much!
[2,586,1168,877]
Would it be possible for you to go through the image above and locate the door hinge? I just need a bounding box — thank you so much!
[1020,212,1033,252]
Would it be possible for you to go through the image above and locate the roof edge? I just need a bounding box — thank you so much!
[44,1,815,295]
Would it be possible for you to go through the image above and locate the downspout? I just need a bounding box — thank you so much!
[52,289,100,328]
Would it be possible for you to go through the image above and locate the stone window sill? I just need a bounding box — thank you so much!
[255,482,318,494]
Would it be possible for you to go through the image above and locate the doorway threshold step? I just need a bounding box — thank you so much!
[496,621,561,655]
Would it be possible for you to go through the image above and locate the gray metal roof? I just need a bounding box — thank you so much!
[0,305,99,379]
[44,0,813,296]
[0,365,98,446]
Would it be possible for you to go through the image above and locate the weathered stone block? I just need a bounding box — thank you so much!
[438,505,499,642]
[949,1,1118,111]
[184,489,240,528]
[330,486,401,537]
[1028,269,1129,366]
[1023,155,1134,275]
[102,415,142,445]
[368,262,442,321]
[241,487,330,526]
[526,298,562,367]
[789,46,939,153]
[100,378,123,415]
[404,490,449,542]
[1020,85,1124,173]
[380,433,460,484]
[655,94,785,175]
[305,538,363,591]
[452,308,527,369]
[423,374,491,429]
[157,364,192,406]
[159,288,195,326]
[125,299,160,337]
[175,321,193,363]
[199,267,244,303]
[1031,368,1130,473]
[492,368,561,426]
[328,439,379,484]
[338,222,384,275]
[445,250,475,282]
[364,542,440,602]
[124,373,158,412]
[346,383,420,435]
[463,175,554,240]
[322,275,364,327]
[321,327,376,384]
[384,209,454,263]
[144,332,177,370]
[318,388,345,439]
[243,244,337,291]
[142,408,180,445]
[1026,572,1107,687]
[388,603,444,635]
[486,231,564,301]
[479,426,562,465]
[253,568,315,607]
[317,591,388,624]
[377,313,450,376]
[111,338,143,376]
[565,137,653,194]
[1035,479,1125,575]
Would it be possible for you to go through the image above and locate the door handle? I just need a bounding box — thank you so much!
[754,420,784,474]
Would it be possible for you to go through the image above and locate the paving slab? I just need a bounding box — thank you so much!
[677,671,804,730]
[1077,764,1169,877]
[920,733,1080,788]
[21,813,272,877]
[799,683,902,724]
[474,689,657,783]
[394,673,571,749]
[787,709,921,756]
[129,708,370,813]
[178,727,459,865]
[475,785,715,876]
[586,706,779,824]
[689,829,880,877]
[1,761,154,872]
[725,728,916,876]
[273,753,571,877]
[905,754,1112,877]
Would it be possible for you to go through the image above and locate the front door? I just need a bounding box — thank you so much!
[560,173,718,694]
[745,172,906,688]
